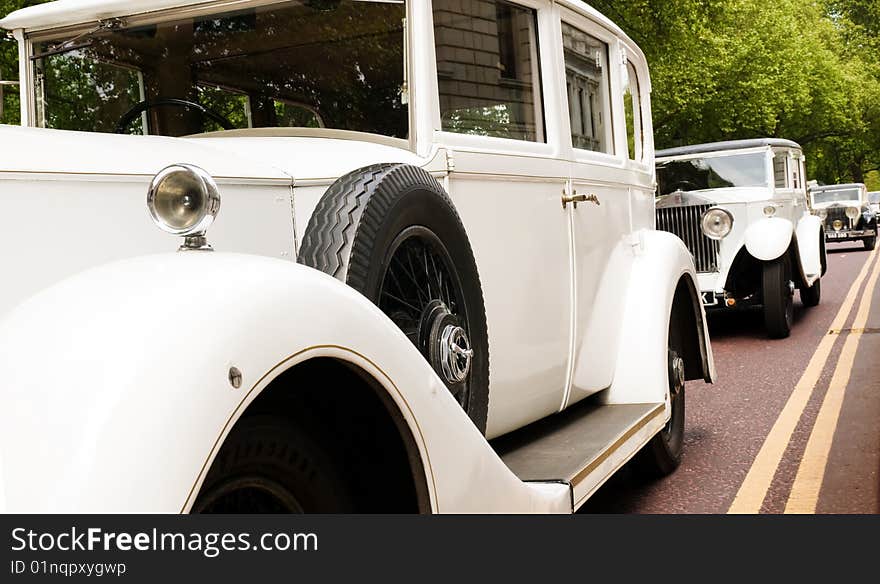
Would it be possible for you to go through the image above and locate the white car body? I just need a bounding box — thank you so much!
[869,191,880,215]
[655,139,825,311]
[0,0,714,513]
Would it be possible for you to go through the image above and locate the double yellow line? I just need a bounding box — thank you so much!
[728,247,880,514]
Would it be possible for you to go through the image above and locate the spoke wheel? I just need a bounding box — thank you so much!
[298,163,490,433]
[379,226,474,409]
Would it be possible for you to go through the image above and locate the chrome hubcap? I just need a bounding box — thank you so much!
[669,352,685,398]
[439,324,473,384]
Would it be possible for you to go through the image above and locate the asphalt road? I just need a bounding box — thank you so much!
[581,241,880,514]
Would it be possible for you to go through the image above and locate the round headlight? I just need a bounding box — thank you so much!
[147,164,221,236]
[763,205,776,217]
[846,206,860,220]
[832,219,843,231]
[700,207,734,240]
[817,209,828,220]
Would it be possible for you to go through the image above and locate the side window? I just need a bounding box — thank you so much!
[623,59,643,161]
[791,155,802,189]
[773,151,788,188]
[561,22,612,154]
[432,0,545,142]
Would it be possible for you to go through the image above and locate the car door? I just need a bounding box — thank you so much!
[430,0,572,437]
[557,10,653,407]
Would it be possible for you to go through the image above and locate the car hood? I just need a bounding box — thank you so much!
[656,187,772,207]
[0,124,292,181]
[186,131,430,182]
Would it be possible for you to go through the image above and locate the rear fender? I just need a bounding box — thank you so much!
[599,230,715,411]
[795,214,825,281]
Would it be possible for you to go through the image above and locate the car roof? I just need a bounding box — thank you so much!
[0,0,644,64]
[656,138,802,159]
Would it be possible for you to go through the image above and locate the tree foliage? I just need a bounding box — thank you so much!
[3,0,880,186]
[592,0,880,186]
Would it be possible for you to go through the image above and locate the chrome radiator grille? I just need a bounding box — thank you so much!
[655,204,720,273]
[823,206,850,227]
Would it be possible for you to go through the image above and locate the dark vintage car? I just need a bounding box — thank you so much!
[810,183,878,250]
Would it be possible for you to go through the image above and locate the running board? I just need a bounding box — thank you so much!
[493,401,666,510]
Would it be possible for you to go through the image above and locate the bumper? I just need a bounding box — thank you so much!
[824,229,875,242]
[696,272,759,310]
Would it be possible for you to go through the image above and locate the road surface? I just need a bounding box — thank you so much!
[581,241,880,513]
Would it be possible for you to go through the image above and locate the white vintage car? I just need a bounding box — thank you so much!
[869,191,880,215]
[655,139,826,339]
[0,0,714,513]
[809,183,878,250]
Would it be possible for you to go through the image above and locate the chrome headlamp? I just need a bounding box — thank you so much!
[846,206,860,220]
[700,207,734,240]
[147,164,221,250]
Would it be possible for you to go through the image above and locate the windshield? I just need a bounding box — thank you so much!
[812,188,862,204]
[869,192,880,203]
[31,0,408,138]
[656,153,768,197]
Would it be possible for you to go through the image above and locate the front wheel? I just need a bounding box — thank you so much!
[192,416,353,513]
[763,257,794,339]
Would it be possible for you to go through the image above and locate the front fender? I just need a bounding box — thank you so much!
[0,253,567,513]
[743,217,793,261]
[601,230,715,408]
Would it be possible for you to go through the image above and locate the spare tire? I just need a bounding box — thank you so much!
[298,163,490,433]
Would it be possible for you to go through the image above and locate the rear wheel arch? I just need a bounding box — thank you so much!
[195,357,432,513]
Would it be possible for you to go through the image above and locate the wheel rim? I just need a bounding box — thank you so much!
[663,350,685,444]
[192,477,305,513]
[378,226,473,409]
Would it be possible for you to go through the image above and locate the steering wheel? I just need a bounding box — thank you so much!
[115,98,235,134]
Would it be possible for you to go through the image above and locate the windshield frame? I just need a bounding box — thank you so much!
[655,146,773,196]
[20,0,419,150]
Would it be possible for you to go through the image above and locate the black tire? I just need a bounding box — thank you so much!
[864,235,876,251]
[192,415,353,513]
[298,163,490,433]
[633,342,685,478]
[800,278,821,307]
[763,257,794,339]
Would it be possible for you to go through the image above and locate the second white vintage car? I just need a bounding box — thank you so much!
[655,139,826,339]
[0,0,714,513]
[810,183,878,249]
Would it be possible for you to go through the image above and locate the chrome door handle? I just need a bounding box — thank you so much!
[561,191,600,209]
